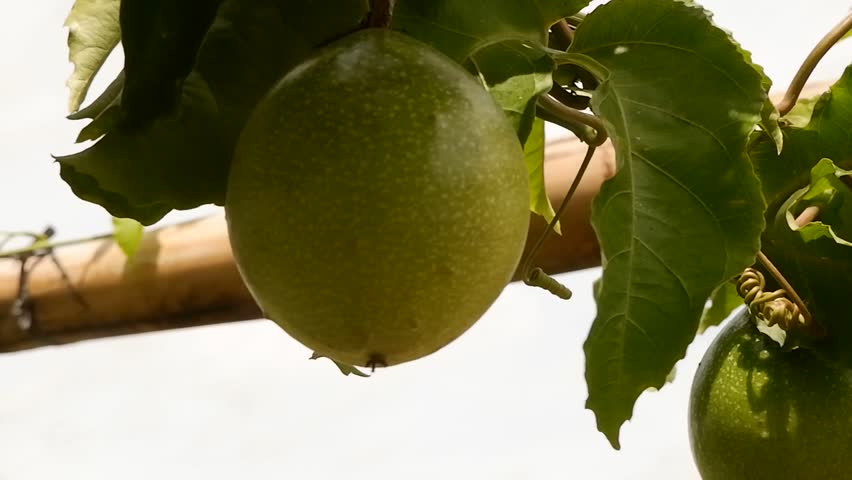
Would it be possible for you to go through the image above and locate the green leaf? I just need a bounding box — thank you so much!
[64,0,121,113]
[112,217,145,259]
[698,282,743,334]
[791,217,852,247]
[755,65,781,154]
[309,353,370,377]
[751,65,852,215]
[759,99,783,154]
[391,0,590,62]
[67,71,124,121]
[522,119,559,231]
[57,73,228,224]
[568,0,766,448]
[59,0,367,224]
[470,40,555,143]
[785,158,852,246]
[664,364,677,384]
[781,94,821,128]
[119,0,224,128]
[75,105,122,143]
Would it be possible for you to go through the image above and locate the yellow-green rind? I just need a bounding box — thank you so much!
[689,309,852,479]
[226,29,529,367]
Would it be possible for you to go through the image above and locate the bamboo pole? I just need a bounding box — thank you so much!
[0,81,832,353]
[0,216,260,352]
[0,138,615,353]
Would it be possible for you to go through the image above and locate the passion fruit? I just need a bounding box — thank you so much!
[225,29,529,367]
[689,308,852,479]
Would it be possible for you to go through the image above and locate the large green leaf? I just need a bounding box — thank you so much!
[64,0,121,113]
[391,0,589,62]
[58,73,228,224]
[58,0,367,224]
[119,0,224,128]
[751,66,852,216]
[565,0,766,448]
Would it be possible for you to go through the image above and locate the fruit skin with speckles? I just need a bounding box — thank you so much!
[225,29,530,367]
[689,308,852,479]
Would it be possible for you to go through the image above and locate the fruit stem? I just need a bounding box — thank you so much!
[366,0,395,28]
[521,143,597,291]
[776,10,852,116]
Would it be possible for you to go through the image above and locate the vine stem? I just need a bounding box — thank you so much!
[755,250,813,329]
[776,11,852,116]
[747,205,823,335]
[537,94,608,146]
[795,205,821,226]
[752,207,821,331]
[520,144,597,280]
[366,0,395,28]
[554,19,574,44]
[0,233,115,260]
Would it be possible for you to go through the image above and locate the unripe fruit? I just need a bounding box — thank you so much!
[689,309,852,479]
[225,29,530,367]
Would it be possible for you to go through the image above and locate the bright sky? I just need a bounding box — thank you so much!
[0,2,850,479]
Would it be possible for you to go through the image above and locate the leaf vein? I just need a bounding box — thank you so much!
[621,98,730,156]
[576,40,752,97]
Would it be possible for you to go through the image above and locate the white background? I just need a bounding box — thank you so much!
[0,1,850,478]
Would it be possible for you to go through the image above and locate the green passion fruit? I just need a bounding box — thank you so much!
[225,29,530,367]
[689,308,852,479]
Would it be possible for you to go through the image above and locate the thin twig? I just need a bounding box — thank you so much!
[521,144,597,279]
[6,227,91,331]
[776,11,852,116]
[46,253,91,310]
